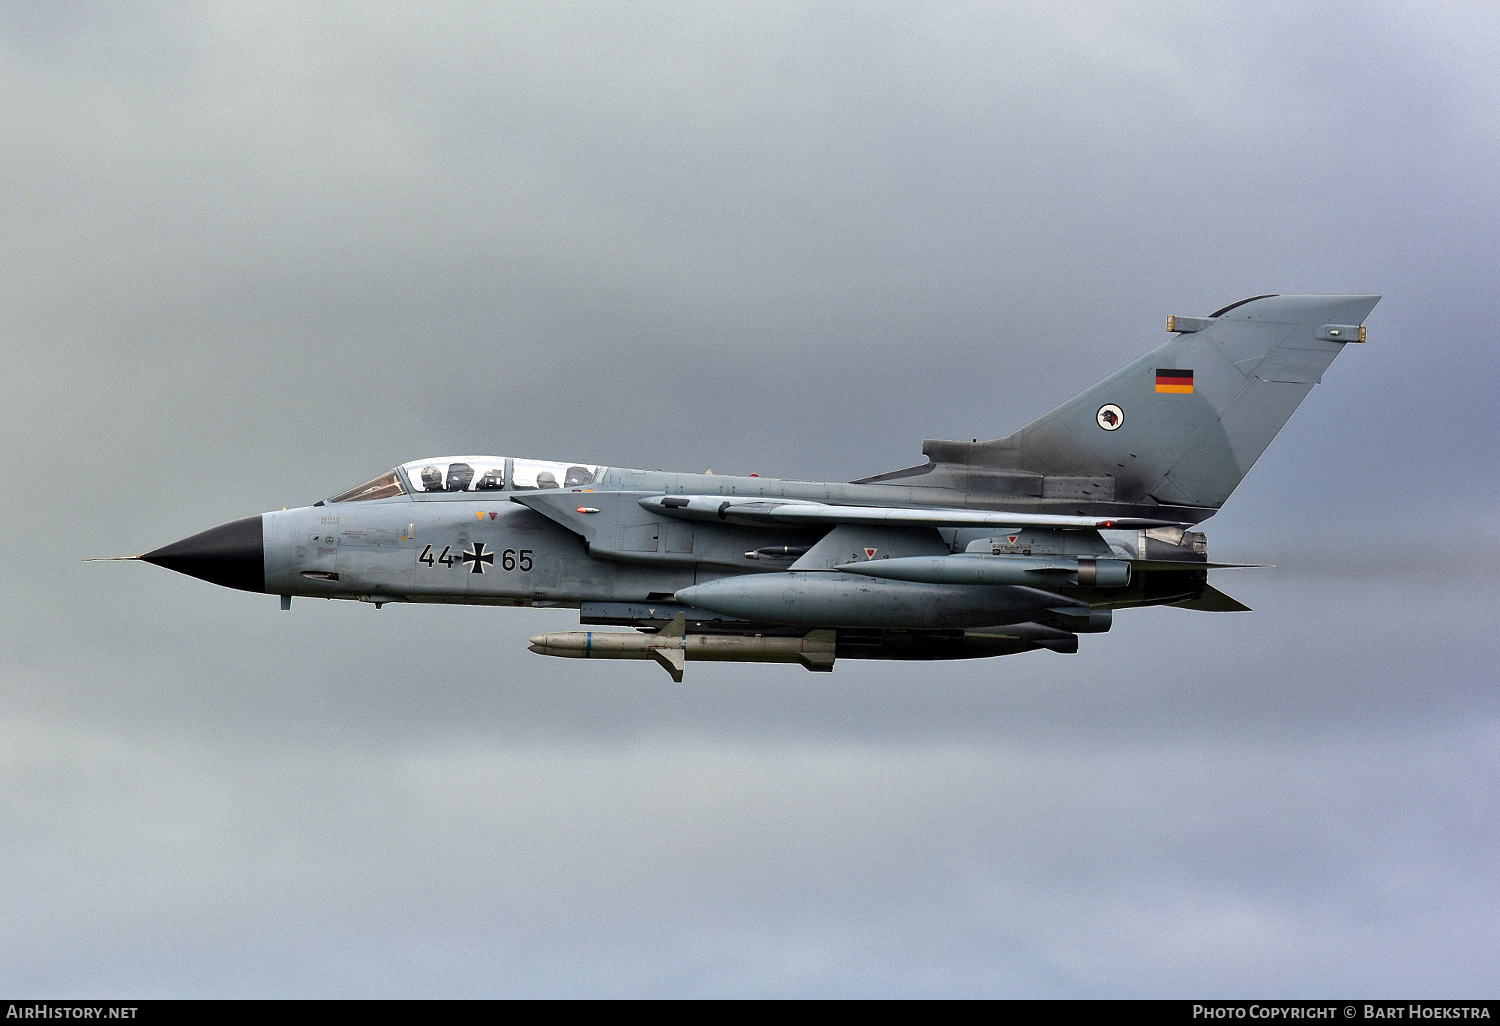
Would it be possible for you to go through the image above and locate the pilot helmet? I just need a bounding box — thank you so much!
[420,465,443,491]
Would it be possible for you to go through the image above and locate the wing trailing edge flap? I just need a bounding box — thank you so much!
[638,495,1181,531]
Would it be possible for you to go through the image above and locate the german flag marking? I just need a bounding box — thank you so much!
[1156,368,1194,394]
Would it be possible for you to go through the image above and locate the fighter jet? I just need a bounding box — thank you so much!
[126,294,1378,680]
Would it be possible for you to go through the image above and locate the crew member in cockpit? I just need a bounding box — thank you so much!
[420,465,444,492]
[446,463,474,491]
[536,471,560,489]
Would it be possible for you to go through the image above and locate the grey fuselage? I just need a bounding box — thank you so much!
[268,465,1123,610]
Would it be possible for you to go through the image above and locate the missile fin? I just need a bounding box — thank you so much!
[652,645,686,682]
[798,629,837,672]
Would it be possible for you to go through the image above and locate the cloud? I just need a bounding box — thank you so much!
[1,0,1496,996]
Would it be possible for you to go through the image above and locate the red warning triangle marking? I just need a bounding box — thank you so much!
[864,548,877,559]
[1007,534,1019,544]
[488,511,497,520]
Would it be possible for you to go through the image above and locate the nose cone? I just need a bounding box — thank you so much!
[141,514,266,593]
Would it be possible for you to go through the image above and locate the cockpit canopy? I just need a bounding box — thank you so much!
[406,457,506,494]
[326,456,603,502]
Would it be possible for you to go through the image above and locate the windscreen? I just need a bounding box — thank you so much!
[327,469,406,503]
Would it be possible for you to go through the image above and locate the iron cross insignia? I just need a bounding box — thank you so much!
[461,542,494,574]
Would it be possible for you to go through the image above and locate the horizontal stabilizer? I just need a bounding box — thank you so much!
[1168,584,1252,612]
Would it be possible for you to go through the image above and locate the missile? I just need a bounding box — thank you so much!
[528,614,836,680]
[743,545,811,560]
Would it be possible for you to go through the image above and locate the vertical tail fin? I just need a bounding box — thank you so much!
[920,294,1379,516]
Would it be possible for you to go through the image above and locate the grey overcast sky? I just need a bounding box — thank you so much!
[3,0,1497,997]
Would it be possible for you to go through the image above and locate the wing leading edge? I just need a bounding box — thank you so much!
[636,495,1182,531]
